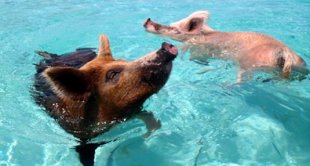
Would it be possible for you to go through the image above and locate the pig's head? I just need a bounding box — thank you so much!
[43,35,178,122]
[144,11,214,42]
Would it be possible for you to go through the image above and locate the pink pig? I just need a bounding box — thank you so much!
[144,11,308,82]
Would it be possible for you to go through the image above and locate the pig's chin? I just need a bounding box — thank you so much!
[145,25,160,34]
[138,42,177,89]
[141,63,172,90]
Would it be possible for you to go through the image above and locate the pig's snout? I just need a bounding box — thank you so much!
[143,18,152,28]
[144,18,162,32]
[161,42,178,57]
[157,42,178,62]
[134,42,178,66]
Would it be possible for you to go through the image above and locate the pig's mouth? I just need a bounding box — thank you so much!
[144,18,180,34]
[139,42,178,88]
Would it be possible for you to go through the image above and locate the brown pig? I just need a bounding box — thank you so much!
[32,35,178,166]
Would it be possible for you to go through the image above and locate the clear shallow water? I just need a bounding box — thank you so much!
[1,0,310,165]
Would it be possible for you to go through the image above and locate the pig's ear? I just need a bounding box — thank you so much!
[190,11,209,22]
[43,67,91,100]
[187,11,209,31]
[187,18,204,32]
[97,34,113,59]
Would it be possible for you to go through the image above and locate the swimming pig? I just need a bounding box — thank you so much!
[32,35,178,166]
[144,11,308,82]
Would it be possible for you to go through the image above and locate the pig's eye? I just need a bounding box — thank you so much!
[106,68,123,83]
[188,18,201,31]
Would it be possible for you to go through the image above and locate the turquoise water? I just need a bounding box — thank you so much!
[1,0,310,165]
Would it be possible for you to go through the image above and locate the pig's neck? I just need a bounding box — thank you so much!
[186,31,241,60]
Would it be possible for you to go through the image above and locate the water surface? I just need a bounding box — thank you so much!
[0,0,309,165]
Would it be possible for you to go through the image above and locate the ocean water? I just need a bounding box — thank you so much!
[1,0,310,165]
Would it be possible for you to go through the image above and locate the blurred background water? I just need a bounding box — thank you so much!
[0,0,309,165]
